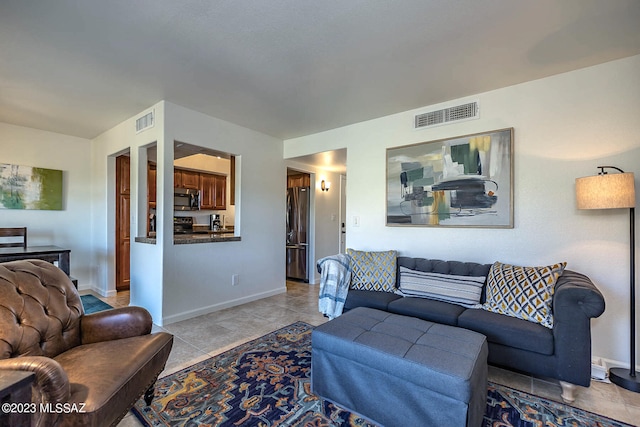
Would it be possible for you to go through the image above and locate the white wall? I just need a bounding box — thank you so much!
[91,102,165,320]
[284,55,640,366]
[0,122,93,286]
[312,170,342,282]
[161,102,286,323]
[90,101,287,325]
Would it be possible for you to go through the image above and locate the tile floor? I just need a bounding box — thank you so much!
[84,282,640,426]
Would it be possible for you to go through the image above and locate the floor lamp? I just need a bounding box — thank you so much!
[576,166,638,392]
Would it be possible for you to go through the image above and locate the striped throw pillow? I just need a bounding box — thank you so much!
[397,266,486,308]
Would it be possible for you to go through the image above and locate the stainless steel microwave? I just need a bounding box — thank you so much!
[174,188,200,210]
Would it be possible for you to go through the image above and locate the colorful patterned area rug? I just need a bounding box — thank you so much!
[132,322,632,427]
[80,294,113,314]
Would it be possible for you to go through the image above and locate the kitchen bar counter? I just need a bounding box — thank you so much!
[174,232,240,244]
[135,233,240,245]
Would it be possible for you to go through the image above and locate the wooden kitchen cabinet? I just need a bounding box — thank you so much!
[148,162,156,207]
[174,168,201,189]
[213,174,226,210]
[174,167,226,210]
[147,162,156,236]
[201,172,226,210]
[180,169,200,189]
[200,173,215,209]
[174,169,182,188]
[287,174,310,188]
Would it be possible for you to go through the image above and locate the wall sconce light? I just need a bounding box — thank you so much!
[321,180,331,192]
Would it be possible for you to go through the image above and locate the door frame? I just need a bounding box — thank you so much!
[339,174,347,254]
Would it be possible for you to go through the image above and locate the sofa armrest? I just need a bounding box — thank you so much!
[551,270,605,386]
[81,306,152,345]
[554,270,605,320]
[0,356,70,403]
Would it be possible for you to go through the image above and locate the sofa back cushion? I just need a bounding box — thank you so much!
[0,260,83,359]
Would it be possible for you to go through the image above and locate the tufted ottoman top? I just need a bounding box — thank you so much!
[312,306,488,402]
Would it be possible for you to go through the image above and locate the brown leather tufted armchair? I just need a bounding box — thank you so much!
[0,260,173,427]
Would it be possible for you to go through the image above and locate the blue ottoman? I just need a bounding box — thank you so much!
[311,307,488,427]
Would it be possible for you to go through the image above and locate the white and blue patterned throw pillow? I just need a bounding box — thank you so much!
[396,266,486,308]
[482,261,566,329]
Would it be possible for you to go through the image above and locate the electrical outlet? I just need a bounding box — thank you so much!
[232,274,239,286]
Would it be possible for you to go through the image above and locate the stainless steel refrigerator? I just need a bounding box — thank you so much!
[286,186,309,281]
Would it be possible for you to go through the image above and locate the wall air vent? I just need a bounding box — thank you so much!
[414,101,479,130]
[136,110,154,133]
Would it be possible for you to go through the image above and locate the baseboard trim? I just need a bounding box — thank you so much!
[162,287,287,325]
[77,284,117,298]
[592,355,640,376]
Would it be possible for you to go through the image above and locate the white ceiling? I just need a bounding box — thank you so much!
[290,149,348,174]
[1,0,639,143]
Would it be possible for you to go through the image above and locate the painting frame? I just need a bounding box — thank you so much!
[386,127,513,228]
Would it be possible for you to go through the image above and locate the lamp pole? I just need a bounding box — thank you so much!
[608,178,638,392]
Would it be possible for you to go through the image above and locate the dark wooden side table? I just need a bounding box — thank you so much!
[0,245,77,288]
[0,371,34,427]
[0,246,70,275]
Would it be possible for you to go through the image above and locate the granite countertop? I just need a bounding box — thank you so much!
[135,232,240,245]
[174,232,240,244]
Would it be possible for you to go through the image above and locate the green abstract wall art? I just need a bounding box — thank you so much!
[0,163,63,210]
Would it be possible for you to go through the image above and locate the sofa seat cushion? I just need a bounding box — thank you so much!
[458,308,553,355]
[344,289,401,311]
[387,297,465,326]
[54,332,173,426]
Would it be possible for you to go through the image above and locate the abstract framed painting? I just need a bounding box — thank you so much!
[0,163,63,210]
[386,128,513,228]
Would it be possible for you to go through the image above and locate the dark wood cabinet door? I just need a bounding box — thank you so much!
[213,175,226,210]
[181,170,200,189]
[174,169,182,188]
[287,174,310,188]
[200,173,216,209]
[148,163,156,205]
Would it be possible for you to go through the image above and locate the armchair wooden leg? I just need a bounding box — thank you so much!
[559,381,577,403]
[144,384,155,406]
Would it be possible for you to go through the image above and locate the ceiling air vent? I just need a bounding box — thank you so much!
[136,110,154,133]
[414,101,479,130]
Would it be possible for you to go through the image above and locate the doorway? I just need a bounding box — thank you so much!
[115,154,130,291]
[286,169,311,282]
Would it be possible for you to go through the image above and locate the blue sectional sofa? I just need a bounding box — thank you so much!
[337,256,605,402]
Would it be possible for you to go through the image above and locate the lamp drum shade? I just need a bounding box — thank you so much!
[576,172,636,210]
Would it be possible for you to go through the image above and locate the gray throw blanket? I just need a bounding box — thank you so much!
[317,253,352,319]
